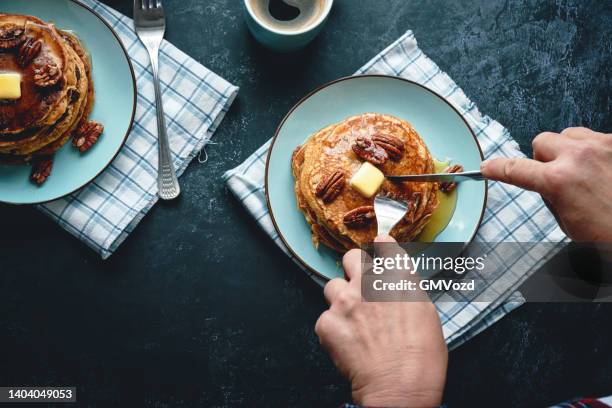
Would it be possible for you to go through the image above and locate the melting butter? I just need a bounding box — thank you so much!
[0,72,21,100]
[417,159,458,242]
[350,162,385,198]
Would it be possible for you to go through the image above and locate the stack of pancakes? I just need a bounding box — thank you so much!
[0,13,96,182]
[292,113,439,252]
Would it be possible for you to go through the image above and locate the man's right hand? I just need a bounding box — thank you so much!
[481,127,612,242]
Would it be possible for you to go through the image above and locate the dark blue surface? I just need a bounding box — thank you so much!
[0,0,611,406]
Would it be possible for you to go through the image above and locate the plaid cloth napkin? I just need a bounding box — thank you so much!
[38,0,238,259]
[223,31,566,348]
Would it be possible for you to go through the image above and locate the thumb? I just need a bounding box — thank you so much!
[373,234,411,272]
[372,234,429,302]
[481,157,548,193]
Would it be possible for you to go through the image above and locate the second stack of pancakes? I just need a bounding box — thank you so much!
[0,13,94,165]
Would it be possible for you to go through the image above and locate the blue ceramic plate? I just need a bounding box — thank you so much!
[266,75,486,281]
[0,0,136,204]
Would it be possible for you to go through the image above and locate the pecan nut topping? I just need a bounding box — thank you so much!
[352,136,388,165]
[17,37,42,67]
[30,158,53,185]
[33,61,61,87]
[73,120,104,153]
[315,170,345,203]
[0,24,25,49]
[372,133,404,160]
[440,164,464,193]
[343,205,376,228]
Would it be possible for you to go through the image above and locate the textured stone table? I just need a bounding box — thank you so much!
[0,0,610,406]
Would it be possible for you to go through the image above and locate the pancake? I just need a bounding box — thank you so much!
[0,15,70,135]
[13,32,92,158]
[0,40,85,156]
[60,30,94,129]
[0,13,102,184]
[292,113,439,252]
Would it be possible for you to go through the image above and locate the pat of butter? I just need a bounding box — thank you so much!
[350,162,385,198]
[0,73,21,100]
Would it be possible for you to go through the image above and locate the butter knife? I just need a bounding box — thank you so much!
[386,170,485,183]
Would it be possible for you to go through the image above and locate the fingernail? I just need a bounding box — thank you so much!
[480,160,489,171]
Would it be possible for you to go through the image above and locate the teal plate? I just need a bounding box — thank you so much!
[265,75,487,281]
[0,0,136,205]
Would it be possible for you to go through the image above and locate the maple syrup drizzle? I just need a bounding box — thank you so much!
[417,159,458,242]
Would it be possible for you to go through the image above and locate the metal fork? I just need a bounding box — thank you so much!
[373,195,409,236]
[134,0,180,200]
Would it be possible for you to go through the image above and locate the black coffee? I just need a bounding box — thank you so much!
[246,0,327,33]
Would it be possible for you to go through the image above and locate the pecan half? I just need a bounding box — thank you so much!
[315,170,345,203]
[0,24,24,49]
[440,164,464,193]
[352,136,388,165]
[33,61,61,87]
[372,133,404,160]
[30,158,53,185]
[343,205,376,228]
[73,120,104,153]
[17,37,42,67]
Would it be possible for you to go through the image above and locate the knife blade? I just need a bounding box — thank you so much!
[385,170,485,183]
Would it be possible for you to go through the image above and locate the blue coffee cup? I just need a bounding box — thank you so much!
[243,0,333,52]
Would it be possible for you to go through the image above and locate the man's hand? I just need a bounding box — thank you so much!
[481,127,612,241]
[315,235,447,407]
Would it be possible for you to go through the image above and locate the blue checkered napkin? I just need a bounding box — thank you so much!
[223,31,567,348]
[37,0,238,259]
